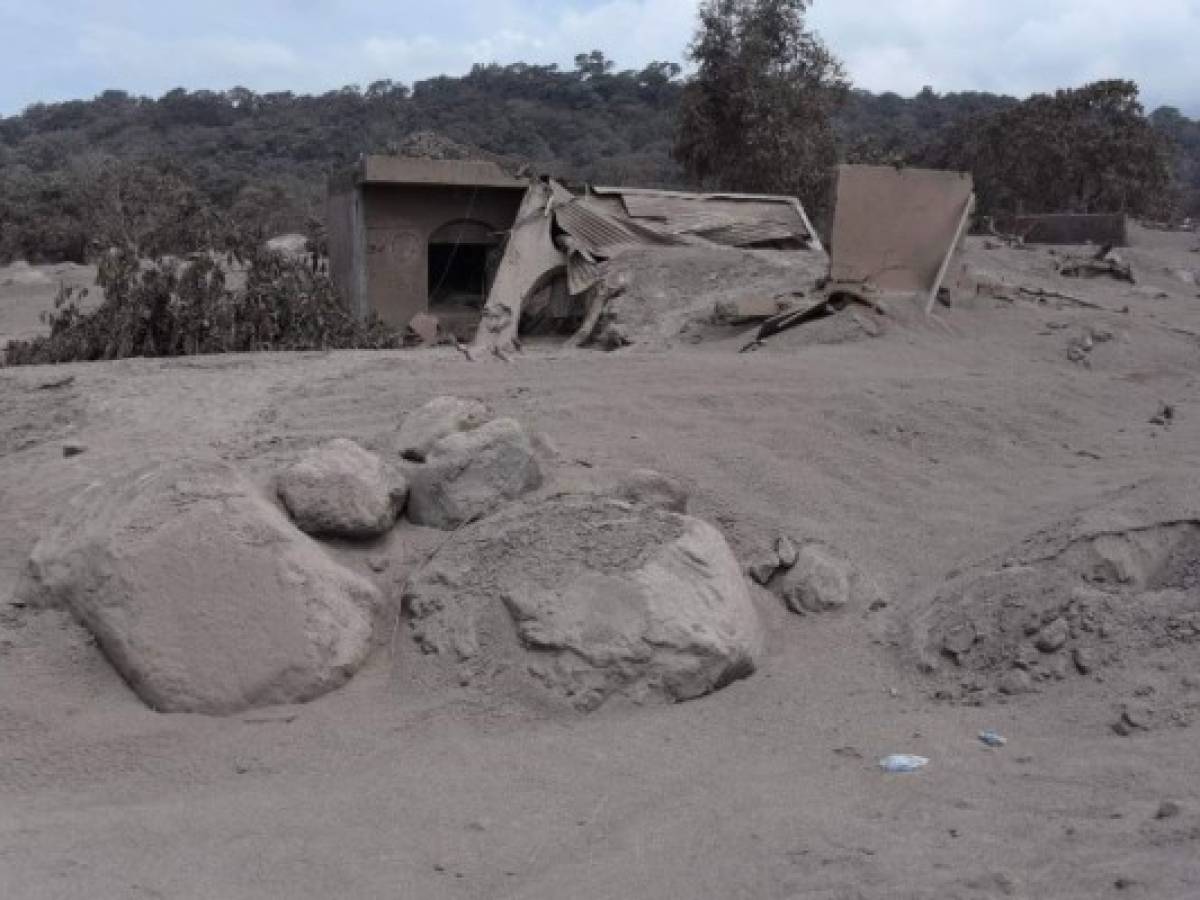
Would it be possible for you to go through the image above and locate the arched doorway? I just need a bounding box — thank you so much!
[427,218,502,338]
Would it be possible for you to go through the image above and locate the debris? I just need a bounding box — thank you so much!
[1018,287,1104,310]
[61,442,87,458]
[978,730,1008,749]
[1149,403,1175,427]
[740,289,882,352]
[879,754,929,774]
[712,295,804,326]
[1066,337,1093,365]
[36,375,75,390]
[408,312,440,346]
[596,323,631,351]
[1058,247,1134,283]
[1155,800,1183,820]
[472,178,825,353]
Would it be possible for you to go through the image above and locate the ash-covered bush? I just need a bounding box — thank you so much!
[5,246,401,365]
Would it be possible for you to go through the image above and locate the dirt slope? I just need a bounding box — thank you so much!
[1,227,1199,899]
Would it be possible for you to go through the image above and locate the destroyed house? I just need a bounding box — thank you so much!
[326,157,528,333]
[327,156,823,339]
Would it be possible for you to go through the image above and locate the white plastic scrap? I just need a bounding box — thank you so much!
[879,754,929,773]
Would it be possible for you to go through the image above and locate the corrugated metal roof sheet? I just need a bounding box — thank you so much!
[552,195,687,257]
[567,252,601,295]
[618,193,810,243]
[689,221,807,247]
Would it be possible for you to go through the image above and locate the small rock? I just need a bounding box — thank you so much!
[942,619,977,656]
[745,557,781,587]
[777,545,851,614]
[1155,800,1182,820]
[1066,344,1090,364]
[406,418,543,529]
[1114,704,1154,735]
[608,468,689,513]
[1073,646,1096,675]
[61,443,87,458]
[1013,643,1041,670]
[598,324,631,350]
[367,555,390,574]
[397,396,493,460]
[278,439,407,539]
[1122,703,1154,729]
[774,536,799,569]
[1035,618,1070,653]
[998,669,1033,696]
[1040,653,1069,681]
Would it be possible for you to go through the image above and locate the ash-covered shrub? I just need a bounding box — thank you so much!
[5,246,401,365]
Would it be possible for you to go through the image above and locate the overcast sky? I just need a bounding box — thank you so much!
[1,0,1198,117]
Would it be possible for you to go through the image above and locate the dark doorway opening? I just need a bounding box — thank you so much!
[428,243,489,304]
[427,219,500,341]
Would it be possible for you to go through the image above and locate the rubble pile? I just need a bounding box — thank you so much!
[911,481,1200,722]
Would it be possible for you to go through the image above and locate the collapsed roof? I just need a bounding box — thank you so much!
[472,179,825,352]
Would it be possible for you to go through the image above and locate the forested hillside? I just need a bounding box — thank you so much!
[2,52,1198,263]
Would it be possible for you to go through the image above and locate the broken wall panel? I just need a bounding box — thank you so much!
[830,165,973,295]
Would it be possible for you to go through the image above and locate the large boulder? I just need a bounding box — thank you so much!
[404,495,763,710]
[278,438,406,539]
[406,418,543,529]
[20,460,381,715]
[397,396,493,461]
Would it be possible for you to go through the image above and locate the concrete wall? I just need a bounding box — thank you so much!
[326,180,366,318]
[360,183,524,328]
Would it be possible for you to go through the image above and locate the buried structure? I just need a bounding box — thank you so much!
[326,156,824,343]
[326,157,528,336]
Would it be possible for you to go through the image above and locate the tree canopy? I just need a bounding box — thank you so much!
[673,0,849,218]
[1,40,1198,264]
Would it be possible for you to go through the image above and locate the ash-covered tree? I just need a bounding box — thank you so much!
[673,0,848,216]
[930,80,1174,218]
